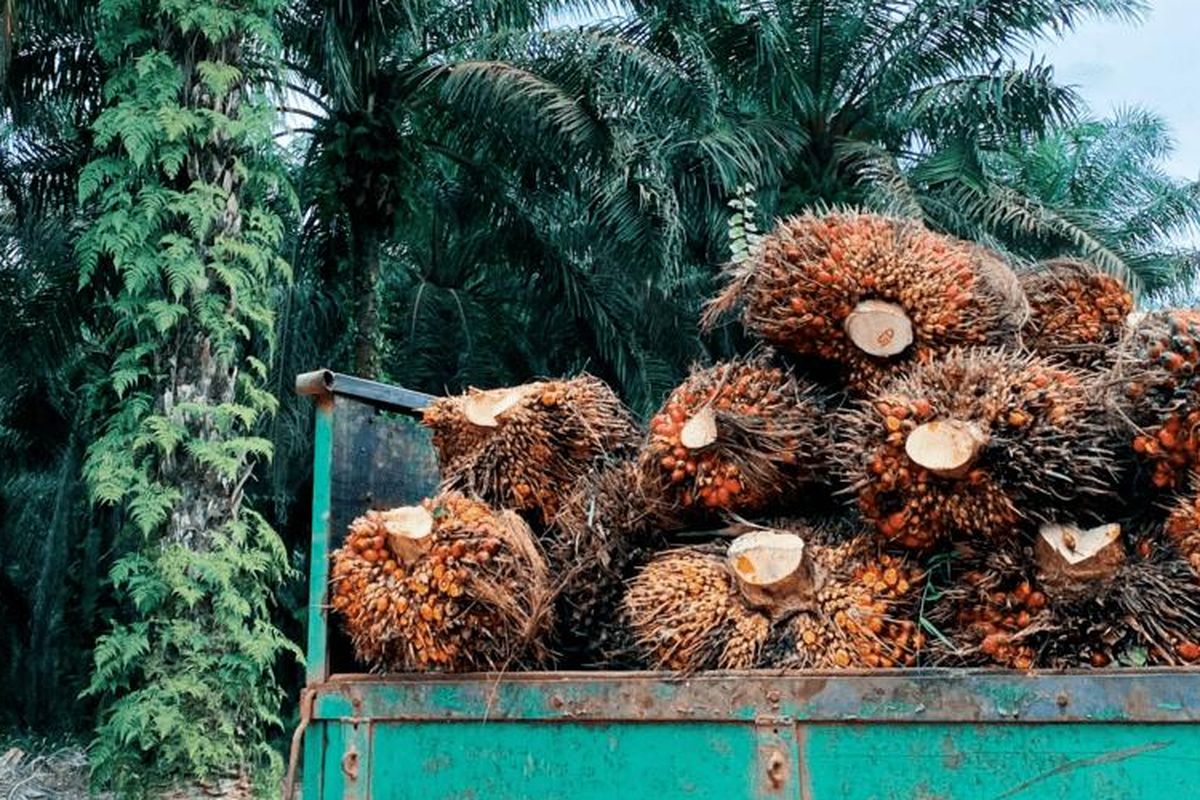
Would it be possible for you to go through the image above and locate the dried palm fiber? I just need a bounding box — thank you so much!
[621,545,771,671]
[1114,309,1200,492]
[927,523,1200,668]
[421,375,639,521]
[1018,258,1132,368]
[329,492,552,672]
[704,211,1027,393]
[836,348,1121,550]
[639,356,829,522]
[758,531,924,669]
[545,460,669,666]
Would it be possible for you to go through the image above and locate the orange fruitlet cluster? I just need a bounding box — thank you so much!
[329,494,551,672]
[422,375,638,521]
[705,211,1024,392]
[842,349,1118,550]
[1020,258,1132,368]
[775,543,923,669]
[1166,487,1200,578]
[1121,311,1200,490]
[623,549,769,671]
[953,572,1048,670]
[640,359,825,518]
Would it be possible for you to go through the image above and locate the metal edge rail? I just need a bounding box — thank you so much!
[308,669,1200,724]
[296,369,435,416]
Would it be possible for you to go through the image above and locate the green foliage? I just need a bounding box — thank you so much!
[75,0,298,790]
[85,514,299,789]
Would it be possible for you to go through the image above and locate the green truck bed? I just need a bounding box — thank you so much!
[293,370,1200,800]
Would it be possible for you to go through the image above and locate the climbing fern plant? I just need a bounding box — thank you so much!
[77,0,299,791]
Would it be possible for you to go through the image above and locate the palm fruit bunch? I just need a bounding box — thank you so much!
[545,460,668,666]
[1116,310,1200,491]
[1165,482,1200,577]
[1018,258,1133,369]
[621,546,771,671]
[837,348,1121,550]
[929,523,1200,668]
[329,492,553,672]
[421,375,639,522]
[762,533,924,669]
[704,211,1026,392]
[639,357,828,521]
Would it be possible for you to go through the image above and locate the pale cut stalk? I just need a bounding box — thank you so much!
[727,530,817,616]
[905,420,988,478]
[382,505,435,565]
[845,300,914,357]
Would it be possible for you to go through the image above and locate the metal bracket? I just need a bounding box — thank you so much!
[754,715,798,796]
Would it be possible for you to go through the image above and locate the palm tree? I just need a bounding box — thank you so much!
[615,0,1144,214]
[914,108,1200,293]
[0,0,104,729]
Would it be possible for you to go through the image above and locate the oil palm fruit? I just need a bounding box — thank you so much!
[761,532,924,669]
[623,527,922,671]
[704,211,1026,392]
[837,348,1121,550]
[329,493,552,672]
[1019,258,1132,368]
[639,356,829,522]
[421,375,639,522]
[927,523,1200,668]
[622,545,771,672]
[545,460,667,666]
[1116,310,1200,491]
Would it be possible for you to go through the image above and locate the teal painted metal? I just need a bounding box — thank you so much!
[305,394,334,685]
[294,370,1200,800]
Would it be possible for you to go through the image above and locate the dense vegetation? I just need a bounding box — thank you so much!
[2,0,1199,792]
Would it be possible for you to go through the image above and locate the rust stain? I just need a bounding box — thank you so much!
[341,749,359,782]
[940,733,964,769]
[991,741,1171,799]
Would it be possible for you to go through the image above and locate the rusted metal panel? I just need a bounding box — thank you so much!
[309,670,1200,724]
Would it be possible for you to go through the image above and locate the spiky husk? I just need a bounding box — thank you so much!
[837,348,1122,550]
[422,375,639,521]
[622,547,771,671]
[1019,258,1132,369]
[924,544,1051,669]
[1165,479,1200,578]
[545,460,668,666]
[329,493,553,672]
[927,534,1200,668]
[1116,310,1200,491]
[639,357,829,521]
[763,536,924,669]
[705,211,1026,392]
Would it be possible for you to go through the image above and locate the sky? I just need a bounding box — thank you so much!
[1037,0,1200,180]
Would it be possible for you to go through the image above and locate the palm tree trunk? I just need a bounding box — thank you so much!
[352,226,382,379]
